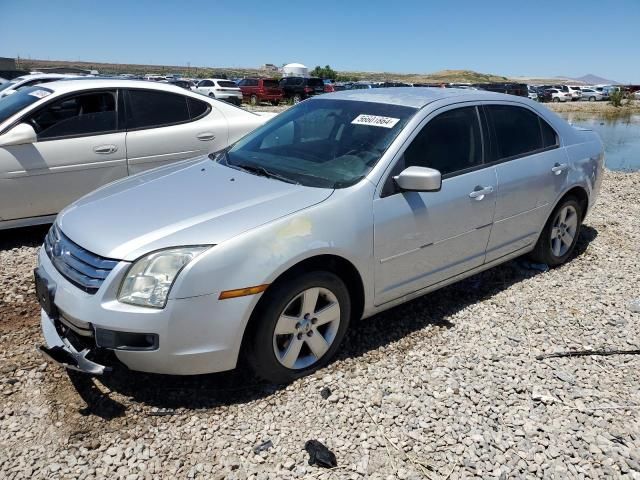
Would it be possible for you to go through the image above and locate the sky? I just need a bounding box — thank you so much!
[1,0,639,82]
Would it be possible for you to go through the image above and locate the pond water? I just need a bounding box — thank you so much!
[557,112,640,172]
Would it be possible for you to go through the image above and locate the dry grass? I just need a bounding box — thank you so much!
[547,100,640,118]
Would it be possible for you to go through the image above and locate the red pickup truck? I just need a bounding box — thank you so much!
[237,78,284,106]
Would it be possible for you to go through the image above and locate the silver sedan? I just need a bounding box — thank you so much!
[36,88,604,383]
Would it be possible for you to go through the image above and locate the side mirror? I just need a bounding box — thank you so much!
[394,166,442,192]
[0,123,37,147]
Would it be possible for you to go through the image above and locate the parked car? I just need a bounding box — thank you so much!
[279,76,325,103]
[0,74,80,98]
[196,79,243,105]
[237,78,283,106]
[165,79,196,90]
[534,87,553,103]
[527,87,538,101]
[0,79,274,230]
[472,83,528,97]
[635,90,640,100]
[579,88,605,102]
[347,82,374,90]
[548,88,572,102]
[35,88,603,382]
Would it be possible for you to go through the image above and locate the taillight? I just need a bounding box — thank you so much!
[304,86,313,93]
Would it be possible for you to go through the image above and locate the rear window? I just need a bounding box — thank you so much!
[307,78,324,87]
[263,80,279,88]
[487,105,545,159]
[217,81,238,88]
[187,97,210,119]
[126,90,190,129]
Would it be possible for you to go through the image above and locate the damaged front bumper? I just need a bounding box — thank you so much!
[38,310,111,376]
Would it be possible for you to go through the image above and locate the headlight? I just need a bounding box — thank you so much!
[118,246,209,309]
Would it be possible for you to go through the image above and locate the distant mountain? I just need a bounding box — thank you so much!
[571,74,620,85]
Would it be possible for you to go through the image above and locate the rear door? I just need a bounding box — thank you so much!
[124,89,227,174]
[0,89,127,220]
[483,104,567,262]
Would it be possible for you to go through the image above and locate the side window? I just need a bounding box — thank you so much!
[237,79,246,86]
[486,105,544,159]
[126,90,190,129]
[28,91,117,140]
[540,118,558,148]
[187,97,210,120]
[199,80,212,87]
[403,106,483,176]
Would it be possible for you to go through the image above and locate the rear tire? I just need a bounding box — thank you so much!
[271,100,280,106]
[589,96,596,102]
[529,197,582,267]
[552,97,560,103]
[246,271,351,384]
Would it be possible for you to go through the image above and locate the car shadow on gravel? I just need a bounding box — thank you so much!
[0,224,50,250]
[68,226,598,419]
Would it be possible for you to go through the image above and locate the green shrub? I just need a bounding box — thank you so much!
[609,90,624,107]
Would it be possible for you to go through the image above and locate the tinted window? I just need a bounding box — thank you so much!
[126,90,189,129]
[263,79,279,88]
[0,86,51,125]
[404,106,482,176]
[487,105,543,159]
[217,81,237,88]
[199,80,213,87]
[187,97,210,119]
[540,118,557,148]
[307,78,324,87]
[29,91,117,139]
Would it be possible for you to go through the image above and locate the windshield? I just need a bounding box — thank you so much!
[307,78,324,87]
[0,86,52,125]
[217,98,416,188]
[0,81,17,93]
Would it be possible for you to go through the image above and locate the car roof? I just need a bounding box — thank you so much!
[28,78,197,95]
[319,87,525,109]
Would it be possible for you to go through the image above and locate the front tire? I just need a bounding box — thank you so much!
[247,271,351,383]
[530,197,582,267]
[250,94,258,106]
[293,93,302,104]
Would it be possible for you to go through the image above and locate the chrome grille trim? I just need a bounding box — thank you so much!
[44,224,119,293]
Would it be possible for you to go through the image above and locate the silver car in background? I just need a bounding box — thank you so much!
[36,88,604,383]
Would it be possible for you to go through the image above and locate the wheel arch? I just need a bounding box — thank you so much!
[238,254,366,357]
[555,184,589,220]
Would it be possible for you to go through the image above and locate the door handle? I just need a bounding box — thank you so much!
[196,132,216,141]
[551,163,568,175]
[469,185,494,200]
[93,145,117,154]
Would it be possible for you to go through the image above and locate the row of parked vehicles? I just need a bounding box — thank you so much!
[527,84,622,103]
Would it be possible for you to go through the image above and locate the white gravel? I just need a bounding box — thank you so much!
[1,172,639,479]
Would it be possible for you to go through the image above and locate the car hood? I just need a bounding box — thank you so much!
[57,157,333,261]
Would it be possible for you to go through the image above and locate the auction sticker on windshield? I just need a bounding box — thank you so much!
[28,90,52,99]
[351,114,400,128]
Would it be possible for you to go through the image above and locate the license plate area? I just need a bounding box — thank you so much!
[34,267,58,319]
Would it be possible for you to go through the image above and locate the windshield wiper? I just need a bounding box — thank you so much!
[232,163,300,185]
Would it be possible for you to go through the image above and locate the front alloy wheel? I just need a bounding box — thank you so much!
[247,271,350,383]
[273,287,341,369]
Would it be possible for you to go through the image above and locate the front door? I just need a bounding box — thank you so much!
[374,105,497,305]
[0,89,127,221]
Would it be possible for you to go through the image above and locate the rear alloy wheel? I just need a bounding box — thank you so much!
[247,271,350,383]
[530,197,582,267]
[250,94,258,106]
[589,96,596,102]
[293,94,302,104]
[553,97,560,103]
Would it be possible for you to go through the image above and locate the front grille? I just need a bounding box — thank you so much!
[44,224,119,294]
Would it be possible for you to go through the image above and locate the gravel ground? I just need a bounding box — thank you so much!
[1,171,639,480]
